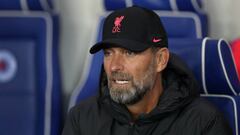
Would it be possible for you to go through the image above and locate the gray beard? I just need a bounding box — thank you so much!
[109,80,151,105]
[108,59,156,105]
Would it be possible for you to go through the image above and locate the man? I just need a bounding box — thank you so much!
[62,6,232,135]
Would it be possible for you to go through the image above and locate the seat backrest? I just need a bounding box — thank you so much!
[169,38,240,95]
[0,11,61,135]
[0,0,54,11]
[169,37,239,134]
[156,11,203,38]
[104,0,205,13]
[0,39,37,135]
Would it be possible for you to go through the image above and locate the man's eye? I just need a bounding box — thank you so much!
[103,50,111,57]
[125,50,135,56]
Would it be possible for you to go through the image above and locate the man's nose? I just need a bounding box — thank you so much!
[110,55,124,72]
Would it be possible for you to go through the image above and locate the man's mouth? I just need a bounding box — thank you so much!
[109,72,132,85]
[111,78,131,85]
[115,80,129,84]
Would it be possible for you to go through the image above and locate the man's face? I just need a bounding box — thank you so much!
[103,47,157,105]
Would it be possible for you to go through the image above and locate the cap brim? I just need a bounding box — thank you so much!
[90,38,150,54]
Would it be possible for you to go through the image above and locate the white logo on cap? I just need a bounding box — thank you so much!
[0,50,17,83]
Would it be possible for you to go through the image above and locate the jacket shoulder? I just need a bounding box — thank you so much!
[187,97,219,115]
[71,96,99,112]
[69,96,103,123]
[182,97,225,122]
[179,97,233,134]
[62,96,112,135]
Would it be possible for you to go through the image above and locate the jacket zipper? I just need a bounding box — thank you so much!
[128,122,135,135]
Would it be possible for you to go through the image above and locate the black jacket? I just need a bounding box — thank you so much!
[62,54,233,135]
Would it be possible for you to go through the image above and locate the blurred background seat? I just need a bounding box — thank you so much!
[169,38,240,95]
[0,0,54,11]
[0,1,61,135]
[105,0,204,12]
[169,38,240,135]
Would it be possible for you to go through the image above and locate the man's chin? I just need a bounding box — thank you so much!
[109,90,145,105]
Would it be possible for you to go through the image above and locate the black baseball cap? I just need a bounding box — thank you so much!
[90,6,168,54]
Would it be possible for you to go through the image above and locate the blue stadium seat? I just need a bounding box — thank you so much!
[104,0,205,13]
[169,38,240,135]
[104,0,127,11]
[176,0,204,13]
[169,38,240,95]
[157,11,205,38]
[0,0,54,11]
[0,2,61,135]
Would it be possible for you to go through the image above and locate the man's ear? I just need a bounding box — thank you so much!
[155,47,169,72]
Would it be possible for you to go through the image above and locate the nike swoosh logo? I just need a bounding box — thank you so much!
[153,38,161,43]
